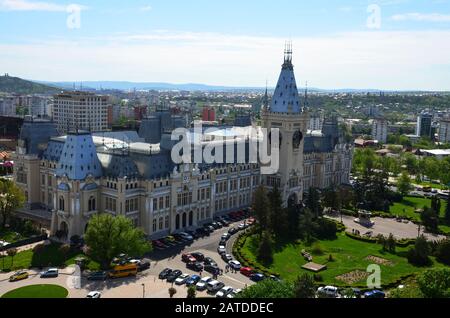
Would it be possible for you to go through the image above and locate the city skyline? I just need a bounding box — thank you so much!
[1,0,450,90]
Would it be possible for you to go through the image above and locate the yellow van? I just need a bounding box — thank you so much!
[108,263,138,279]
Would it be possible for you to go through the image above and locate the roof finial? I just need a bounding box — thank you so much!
[283,41,293,69]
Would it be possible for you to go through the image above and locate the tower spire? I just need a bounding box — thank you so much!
[304,81,309,110]
[283,41,293,69]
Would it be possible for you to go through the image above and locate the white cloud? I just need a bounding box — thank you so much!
[0,0,87,12]
[1,30,450,91]
[391,12,450,22]
[140,5,152,12]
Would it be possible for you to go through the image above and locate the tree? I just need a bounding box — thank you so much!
[168,287,177,298]
[386,233,396,253]
[306,188,322,218]
[0,179,25,228]
[407,235,431,266]
[435,239,450,265]
[84,214,151,269]
[421,207,439,233]
[7,248,17,268]
[446,195,450,224]
[430,196,441,215]
[258,231,273,264]
[417,268,450,298]
[298,208,314,243]
[187,286,196,299]
[268,186,287,236]
[252,186,270,236]
[397,172,413,197]
[294,273,316,298]
[237,279,295,298]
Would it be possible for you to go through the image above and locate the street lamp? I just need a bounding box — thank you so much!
[142,283,145,298]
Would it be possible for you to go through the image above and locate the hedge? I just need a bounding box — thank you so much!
[345,232,416,247]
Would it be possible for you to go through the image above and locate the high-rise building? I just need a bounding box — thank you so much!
[372,117,388,144]
[416,112,433,138]
[439,117,450,143]
[52,91,111,134]
[202,107,216,122]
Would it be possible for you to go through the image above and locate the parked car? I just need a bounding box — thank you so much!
[216,286,234,298]
[219,238,228,246]
[175,274,190,285]
[158,268,173,280]
[269,275,281,282]
[317,286,339,298]
[203,257,216,266]
[87,271,108,281]
[182,253,197,263]
[190,252,205,262]
[138,260,151,272]
[186,230,200,239]
[364,290,385,299]
[250,273,265,282]
[161,238,176,247]
[228,260,241,270]
[166,270,182,283]
[212,222,222,229]
[228,227,238,235]
[196,228,209,237]
[221,233,231,241]
[204,264,220,275]
[238,223,245,230]
[217,245,226,254]
[207,280,225,293]
[196,277,212,291]
[186,275,201,286]
[187,262,204,272]
[179,232,194,242]
[9,271,29,282]
[152,240,167,249]
[222,254,233,262]
[40,268,59,278]
[86,291,101,298]
[227,289,242,299]
[240,267,254,277]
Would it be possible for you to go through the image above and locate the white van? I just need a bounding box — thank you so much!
[207,280,225,293]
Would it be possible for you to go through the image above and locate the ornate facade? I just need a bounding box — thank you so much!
[13,49,353,240]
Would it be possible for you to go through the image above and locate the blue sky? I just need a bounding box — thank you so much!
[1,0,450,90]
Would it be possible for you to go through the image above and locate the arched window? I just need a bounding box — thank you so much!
[182,213,187,228]
[175,214,180,230]
[59,196,65,211]
[88,196,96,212]
[189,211,193,227]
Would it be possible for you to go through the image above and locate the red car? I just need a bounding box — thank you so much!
[152,240,166,249]
[181,253,197,263]
[240,267,254,277]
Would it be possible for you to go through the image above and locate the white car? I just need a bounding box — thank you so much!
[175,274,190,285]
[217,245,226,254]
[196,277,212,291]
[317,286,339,298]
[216,286,234,298]
[86,291,101,298]
[227,288,242,299]
[228,260,241,270]
[129,259,141,264]
[238,223,245,230]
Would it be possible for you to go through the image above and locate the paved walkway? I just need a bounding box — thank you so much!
[327,215,447,241]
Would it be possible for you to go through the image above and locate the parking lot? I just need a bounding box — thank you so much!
[0,211,258,298]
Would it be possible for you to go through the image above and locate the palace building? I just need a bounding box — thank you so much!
[13,47,353,240]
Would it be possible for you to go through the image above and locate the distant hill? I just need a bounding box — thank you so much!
[0,75,61,94]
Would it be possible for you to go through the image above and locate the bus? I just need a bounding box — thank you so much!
[108,263,138,279]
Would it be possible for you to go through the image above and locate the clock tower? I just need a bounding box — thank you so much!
[261,43,309,206]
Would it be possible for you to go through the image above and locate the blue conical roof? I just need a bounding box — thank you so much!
[56,131,102,180]
[269,44,302,114]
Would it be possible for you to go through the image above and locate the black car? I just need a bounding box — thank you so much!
[211,222,222,229]
[186,262,204,272]
[228,227,238,235]
[186,230,200,239]
[196,228,209,237]
[158,268,173,280]
[219,239,227,246]
[203,224,214,233]
[191,252,205,262]
[203,257,216,266]
[87,271,108,281]
[166,270,182,283]
[138,261,151,272]
[204,264,220,274]
[173,234,188,243]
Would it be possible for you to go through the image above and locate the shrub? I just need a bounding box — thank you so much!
[313,274,323,282]
[311,243,324,256]
[435,239,450,265]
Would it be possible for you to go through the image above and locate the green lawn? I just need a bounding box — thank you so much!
[1,284,68,298]
[0,229,24,243]
[0,243,99,272]
[240,232,448,288]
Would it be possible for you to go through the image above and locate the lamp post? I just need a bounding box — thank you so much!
[142,283,145,298]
